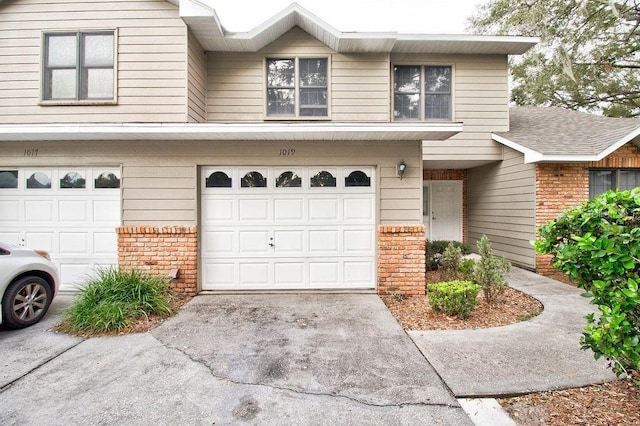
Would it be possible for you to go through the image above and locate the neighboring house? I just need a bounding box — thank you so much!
[485,106,640,281]
[0,0,546,295]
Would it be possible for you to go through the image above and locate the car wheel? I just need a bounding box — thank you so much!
[2,276,52,329]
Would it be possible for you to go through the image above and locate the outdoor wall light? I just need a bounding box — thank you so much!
[397,161,407,179]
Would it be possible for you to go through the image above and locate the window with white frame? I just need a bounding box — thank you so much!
[266,57,328,117]
[393,65,452,121]
[43,31,115,101]
[589,169,640,198]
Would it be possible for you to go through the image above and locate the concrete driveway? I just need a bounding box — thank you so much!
[0,294,471,425]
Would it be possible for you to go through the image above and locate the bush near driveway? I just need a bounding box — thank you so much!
[536,189,640,382]
[63,268,175,335]
[427,280,481,318]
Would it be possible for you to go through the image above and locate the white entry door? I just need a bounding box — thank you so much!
[424,180,462,241]
[201,166,376,290]
[0,167,121,292]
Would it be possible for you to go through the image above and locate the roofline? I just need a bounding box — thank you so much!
[492,126,640,163]
[172,1,539,54]
[0,122,463,142]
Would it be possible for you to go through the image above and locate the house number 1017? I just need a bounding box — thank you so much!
[279,148,296,156]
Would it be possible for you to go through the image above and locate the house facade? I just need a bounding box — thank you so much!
[0,0,542,295]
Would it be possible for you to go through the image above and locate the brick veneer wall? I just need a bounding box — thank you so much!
[116,226,198,295]
[378,225,426,296]
[423,169,468,242]
[535,143,640,281]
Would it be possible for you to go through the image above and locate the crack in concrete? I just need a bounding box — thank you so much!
[150,333,461,411]
[0,338,84,393]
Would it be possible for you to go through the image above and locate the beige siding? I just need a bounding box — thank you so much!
[0,0,189,124]
[206,27,390,122]
[467,147,537,268]
[0,139,423,225]
[187,30,206,122]
[390,54,509,161]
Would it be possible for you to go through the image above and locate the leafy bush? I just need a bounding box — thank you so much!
[441,242,463,281]
[536,189,640,381]
[427,280,481,318]
[427,240,472,270]
[460,259,476,282]
[473,235,511,304]
[64,268,175,334]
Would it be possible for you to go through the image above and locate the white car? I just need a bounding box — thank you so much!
[0,241,59,329]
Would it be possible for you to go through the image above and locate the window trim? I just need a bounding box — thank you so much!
[40,29,118,105]
[264,55,331,121]
[392,63,454,122]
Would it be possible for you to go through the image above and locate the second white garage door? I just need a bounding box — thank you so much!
[201,166,376,290]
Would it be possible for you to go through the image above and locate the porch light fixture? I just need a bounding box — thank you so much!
[397,161,407,179]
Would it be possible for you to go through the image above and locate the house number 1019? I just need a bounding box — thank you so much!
[279,148,296,156]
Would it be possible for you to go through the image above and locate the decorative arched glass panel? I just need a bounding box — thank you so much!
[276,171,301,188]
[60,171,86,189]
[26,172,51,189]
[310,171,336,187]
[95,172,120,189]
[345,170,371,187]
[0,170,18,189]
[241,171,267,188]
[206,171,232,188]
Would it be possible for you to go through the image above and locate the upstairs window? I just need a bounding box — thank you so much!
[266,57,328,117]
[43,31,115,102]
[393,65,452,121]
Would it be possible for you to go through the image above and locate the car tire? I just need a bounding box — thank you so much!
[2,276,52,329]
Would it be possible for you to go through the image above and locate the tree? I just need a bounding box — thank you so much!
[469,0,640,118]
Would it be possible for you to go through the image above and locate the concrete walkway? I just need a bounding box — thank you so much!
[409,267,617,398]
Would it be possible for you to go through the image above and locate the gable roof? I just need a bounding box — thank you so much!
[493,107,640,163]
[171,0,538,54]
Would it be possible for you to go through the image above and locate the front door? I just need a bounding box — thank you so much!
[424,180,462,241]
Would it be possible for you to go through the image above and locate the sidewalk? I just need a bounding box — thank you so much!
[408,267,617,398]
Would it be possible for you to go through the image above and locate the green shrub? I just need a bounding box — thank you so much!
[65,268,175,334]
[427,240,472,270]
[460,259,476,282]
[473,235,511,304]
[441,242,463,281]
[427,280,481,318]
[536,189,640,381]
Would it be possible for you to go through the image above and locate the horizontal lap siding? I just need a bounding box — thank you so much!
[467,147,537,268]
[0,0,188,124]
[391,54,509,161]
[206,28,390,122]
[187,30,206,122]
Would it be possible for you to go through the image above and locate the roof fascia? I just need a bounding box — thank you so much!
[595,126,640,161]
[491,134,544,163]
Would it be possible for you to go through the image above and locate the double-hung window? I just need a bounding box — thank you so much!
[43,31,115,102]
[266,57,328,117]
[589,169,640,198]
[393,65,452,121]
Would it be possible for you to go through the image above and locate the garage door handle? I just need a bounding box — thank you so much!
[269,242,275,247]
[269,237,275,247]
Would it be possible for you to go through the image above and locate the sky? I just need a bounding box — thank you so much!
[201,0,490,34]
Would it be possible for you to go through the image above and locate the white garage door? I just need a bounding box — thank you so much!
[201,166,376,290]
[0,167,121,292]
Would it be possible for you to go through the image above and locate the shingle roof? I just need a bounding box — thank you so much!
[493,107,640,162]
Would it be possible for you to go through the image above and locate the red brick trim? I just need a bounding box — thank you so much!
[378,224,426,296]
[117,226,198,295]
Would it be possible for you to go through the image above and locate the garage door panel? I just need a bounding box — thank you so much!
[0,199,20,221]
[59,200,88,222]
[25,200,54,222]
[239,199,269,220]
[59,232,88,254]
[201,166,375,290]
[59,263,93,290]
[94,232,117,255]
[93,199,120,222]
[274,198,304,221]
[239,230,270,253]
